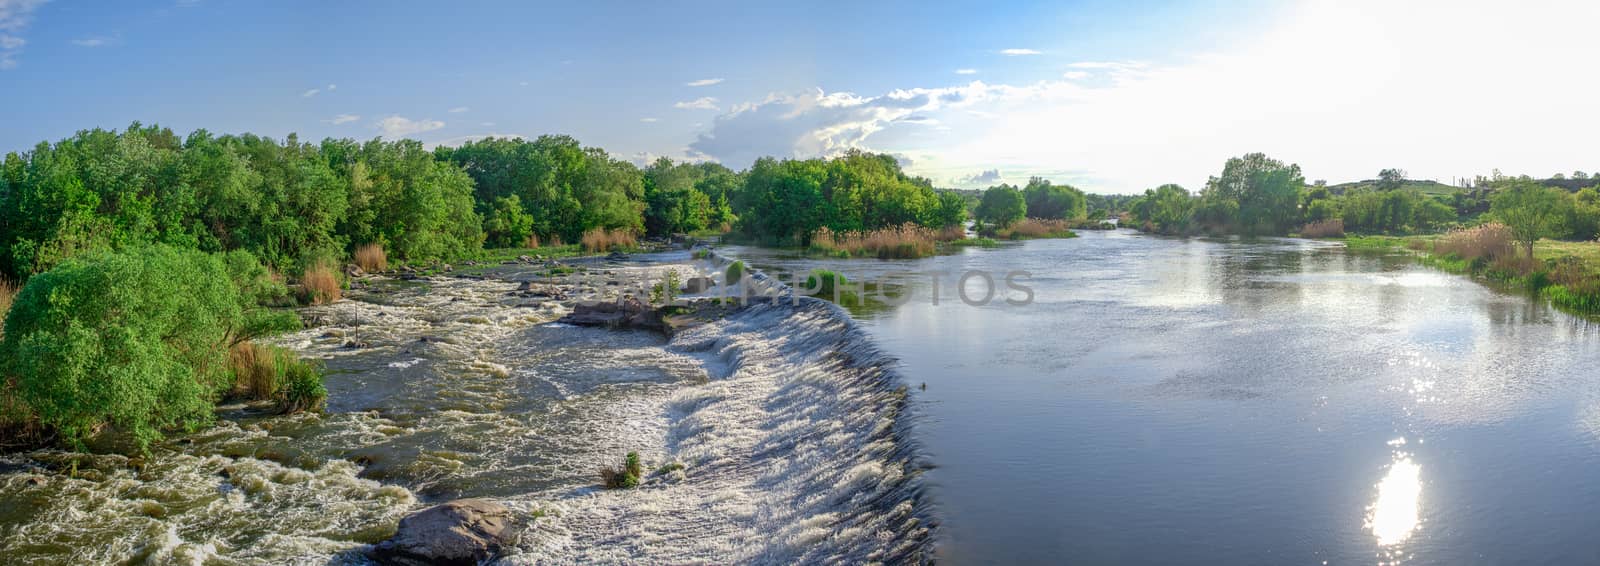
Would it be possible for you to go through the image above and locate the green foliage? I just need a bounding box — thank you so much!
[804,269,848,298]
[1021,177,1087,220]
[1200,152,1305,235]
[974,185,1026,228]
[725,260,745,285]
[651,269,682,305]
[1492,180,1570,257]
[601,451,644,489]
[0,246,247,449]
[439,135,643,244]
[732,150,949,244]
[1128,184,1194,234]
[484,195,536,248]
[1338,189,1454,233]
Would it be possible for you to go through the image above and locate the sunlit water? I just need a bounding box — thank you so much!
[0,256,931,564]
[727,230,1600,565]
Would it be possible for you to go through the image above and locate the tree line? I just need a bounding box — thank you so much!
[0,125,985,282]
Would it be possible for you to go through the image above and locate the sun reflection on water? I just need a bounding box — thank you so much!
[1367,443,1423,550]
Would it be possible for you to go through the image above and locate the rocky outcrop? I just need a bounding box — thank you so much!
[369,499,517,566]
[682,276,715,294]
[559,298,663,331]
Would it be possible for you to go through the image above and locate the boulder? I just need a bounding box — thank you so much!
[369,499,517,566]
[344,264,367,279]
[682,276,715,294]
[560,298,663,330]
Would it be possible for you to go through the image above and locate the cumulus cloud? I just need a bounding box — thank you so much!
[448,106,469,113]
[0,0,48,70]
[686,78,724,87]
[327,113,360,125]
[1061,71,1089,80]
[955,68,977,75]
[999,48,1040,56]
[957,169,1003,186]
[686,0,1600,193]
[686,81,1085,169]
[375,115,445,138]
[301,88,321,98]
[674,97,720,111]
[640,117,659,123]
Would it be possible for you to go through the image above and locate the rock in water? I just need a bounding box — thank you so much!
[682,276,715,294]
[370,499,517,565]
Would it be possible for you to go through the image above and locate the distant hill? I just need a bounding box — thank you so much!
[1325,179,1468,196]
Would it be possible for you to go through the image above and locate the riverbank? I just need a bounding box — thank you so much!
[1338,232,1600,316]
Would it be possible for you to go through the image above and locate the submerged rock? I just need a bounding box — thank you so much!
[682,276,715,294]
[369,499,517,566]
[560,298,663,331]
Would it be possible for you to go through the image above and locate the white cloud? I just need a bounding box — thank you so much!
[0,0,47,70]
[301,88,320,98]
[375,115,445,138]
[518,81,529,87]
[448,106,469,113]
[999,48,1041,56]
[327,83,336,90]
[957,169,1003,186]
[71,36,114,47]
[686,78,724,87]
[327,113,360,125]
[640,117,658,123]
[480,121,496,127]
[688,0,1600,193]
[674,97,720,111]
[1061,71,1089,80]
[955,68,977,75]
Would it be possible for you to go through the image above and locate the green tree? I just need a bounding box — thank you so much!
[484,195,535,248]
[2,246,247,449]
[1021,177,1088,220]
[1130,183,1195,234]
[1491,180,1569,258]
[1200,153,1305,235]
[974,185,1026,228]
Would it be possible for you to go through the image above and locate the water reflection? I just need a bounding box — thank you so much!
[1368,442,1423,549]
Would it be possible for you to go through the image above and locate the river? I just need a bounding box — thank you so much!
[4,231,1599,564]
[727,229,1600,564]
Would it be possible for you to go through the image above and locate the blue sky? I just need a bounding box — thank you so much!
[3,0,1598,193]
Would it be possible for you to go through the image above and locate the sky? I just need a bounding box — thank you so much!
[1,0,1598,194]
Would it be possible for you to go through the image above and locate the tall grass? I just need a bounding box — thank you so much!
[810,223,938,259]
[580,228,637,252]
[228,342,327,413]
[523,234,541,248]
[1000,218,1077,240]
[301,260,341,305]
[1433,223,1514,263]
[1300,218,1345,238]
[354,243,387,272]
[936,225,967,242]
[0,278,16,339]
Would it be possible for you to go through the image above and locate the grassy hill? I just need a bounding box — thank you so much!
[1325,179,1468,196]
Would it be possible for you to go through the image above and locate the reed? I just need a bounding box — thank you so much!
[0,278,17,338]
[523,233,541,248]
[580,228,637,252]
[1001,218,1076,239]
[354,243,387,272]
[301,260,341,305]
[1433,223,1514,263]
[1299,218,1345,238]
[810,223,938,259]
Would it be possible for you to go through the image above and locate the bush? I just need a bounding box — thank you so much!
[726,260,746,285]
[301,260,342,305]
[1300,218,1345,238]
[0,246,247,449]
[355,243,387,272]
[993,218,1077,239]
[651,269,682,305]
[580,228,638,253]
[228,342,327,413]
[601,451,643,489]
[804,269,848,298]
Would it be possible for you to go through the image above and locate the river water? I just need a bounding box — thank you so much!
[726,230,1600,565]
[4,231,1598,565]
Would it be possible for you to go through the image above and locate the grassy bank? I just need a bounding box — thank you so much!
[1339,227,1600,316]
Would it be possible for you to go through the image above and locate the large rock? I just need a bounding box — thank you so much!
[560,298,663,330]
[369,499,517,566]
[682,276,715,294]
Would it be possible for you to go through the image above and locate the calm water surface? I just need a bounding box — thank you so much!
[729,230,1600,565]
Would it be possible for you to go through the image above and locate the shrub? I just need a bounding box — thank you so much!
[601,451,643,489]
[1434,223,1514,262]
[580,228,637,253]
[301,260,342,305]
[651,269,682,305]
[228,342,327,413]
[523,234,541,249]
[1300,218,1345,238]
[0,246,247,450]
[997,218,1077,239]
[804,269,848,298]
[726,260,746,285]
[691,248,712,260]
[354,243,387,272]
